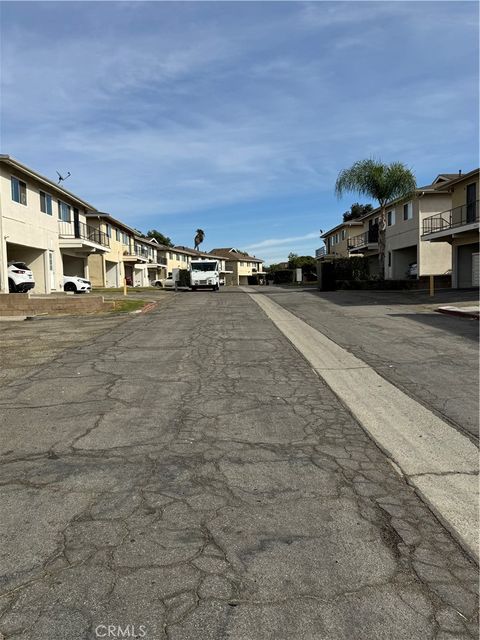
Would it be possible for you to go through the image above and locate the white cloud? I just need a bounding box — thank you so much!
[246,232,320,251]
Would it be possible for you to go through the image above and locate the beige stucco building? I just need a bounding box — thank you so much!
[209,248,265,285]
[422,169,479,288]
[86,213,167,287]
[0,155,109,294]
[346,176,452,280]
[319,221,363,260]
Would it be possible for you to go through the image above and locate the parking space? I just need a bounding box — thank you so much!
[0,313,130,386]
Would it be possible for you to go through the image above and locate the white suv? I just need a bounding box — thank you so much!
[8,262,35,293]
[63,275,91,293]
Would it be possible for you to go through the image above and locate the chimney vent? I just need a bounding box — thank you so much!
[459,169,462,175]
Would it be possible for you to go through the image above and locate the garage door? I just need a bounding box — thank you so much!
[473,253,479,287]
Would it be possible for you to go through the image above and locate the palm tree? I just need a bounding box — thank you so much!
[194,229,205,251]
[335,159,416,274]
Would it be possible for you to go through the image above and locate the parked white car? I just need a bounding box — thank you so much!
[153,276,175,289]
[153,270,179,289]
[63,275,91,293]
[8,261,35,293]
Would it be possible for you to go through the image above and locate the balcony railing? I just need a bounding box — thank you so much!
[315,247,326,258]
[124,247,150,260]
[422,200,479,236]
[348,228,379,250]
[58,220,110,248]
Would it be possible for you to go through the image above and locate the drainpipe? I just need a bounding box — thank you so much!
[0,195,7,294]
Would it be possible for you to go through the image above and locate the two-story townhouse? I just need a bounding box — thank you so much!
[87,213,133,287]
[421,169,479,288]
[209,248,264,285]
[318,221,363,260]
[87,214,168,288]
[0,155,109,294]
[153,245,229,283]
[347,175,453,281]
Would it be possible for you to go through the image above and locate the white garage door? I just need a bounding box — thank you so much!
[472,253,479,287]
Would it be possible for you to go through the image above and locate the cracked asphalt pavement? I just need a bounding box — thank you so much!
[0,289,478,639]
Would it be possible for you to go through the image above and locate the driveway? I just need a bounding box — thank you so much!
[0,289,477,639]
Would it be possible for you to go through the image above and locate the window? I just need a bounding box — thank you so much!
[11,177,27,205]
[58,200,71,222]
[105,223,111,238]
[116,229,121,241]
[403,202,413,220]
[388,252,392,267]
[40,191,52,215]
[341,229,346,240]
[387,210,395,226]
[331,236,335,246]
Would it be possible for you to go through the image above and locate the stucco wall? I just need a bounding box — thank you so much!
[451,175,479,210]
[0,165,63,293]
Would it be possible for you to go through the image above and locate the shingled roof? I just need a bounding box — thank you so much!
[209,248,263,262]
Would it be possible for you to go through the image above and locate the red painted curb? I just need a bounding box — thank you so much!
[140,301,159,314]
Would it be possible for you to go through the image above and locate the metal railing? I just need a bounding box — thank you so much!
[124,247,150,259]
[58,220,110,248]
[315,247,326,258]
[422,200,479,235]
[347,228,379,249]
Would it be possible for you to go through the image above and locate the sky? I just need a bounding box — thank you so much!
[0,1,478,265]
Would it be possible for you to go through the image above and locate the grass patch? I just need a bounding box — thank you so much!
[111,299,147,313]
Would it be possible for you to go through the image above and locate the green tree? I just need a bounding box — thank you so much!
[335,159,416,273]
[194,229,205,251]
[342,202,373,222]
[146,229,173,247]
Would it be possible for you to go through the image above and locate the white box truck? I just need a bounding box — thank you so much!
[189,259,220,291]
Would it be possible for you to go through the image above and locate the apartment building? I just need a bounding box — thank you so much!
[319,221,363,260]
[209,248,265,285]
[345,176,453,280]
[421,169,479,288]
[86,214,167,287]
[0,155,109,294]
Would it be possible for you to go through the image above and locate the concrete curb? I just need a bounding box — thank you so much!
[436,306,479,320]
[245,288,479,564]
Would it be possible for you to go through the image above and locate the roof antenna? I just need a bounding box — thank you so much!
[56,170,71,185]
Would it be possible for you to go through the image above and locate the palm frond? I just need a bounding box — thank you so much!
[335,159,416,206]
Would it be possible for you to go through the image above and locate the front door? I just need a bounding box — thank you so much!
[466,183,476,223]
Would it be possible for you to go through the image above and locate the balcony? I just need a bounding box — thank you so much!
[315,247,326,259]
[422,201,479,240]
[58,220,110,252]
[348,228,379,254]
[123,247,150,263]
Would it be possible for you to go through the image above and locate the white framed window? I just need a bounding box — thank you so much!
[105,223,112,238]
[11,177,27,205]
[341,229,346,240]
[58,200,71,222]
[403,202,413,220]
[116,229,121,241]
[40,191,52,215]
[331,236,335,245]
[387,210,395,226]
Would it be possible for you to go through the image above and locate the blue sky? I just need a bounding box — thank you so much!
[1,1,478,264]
